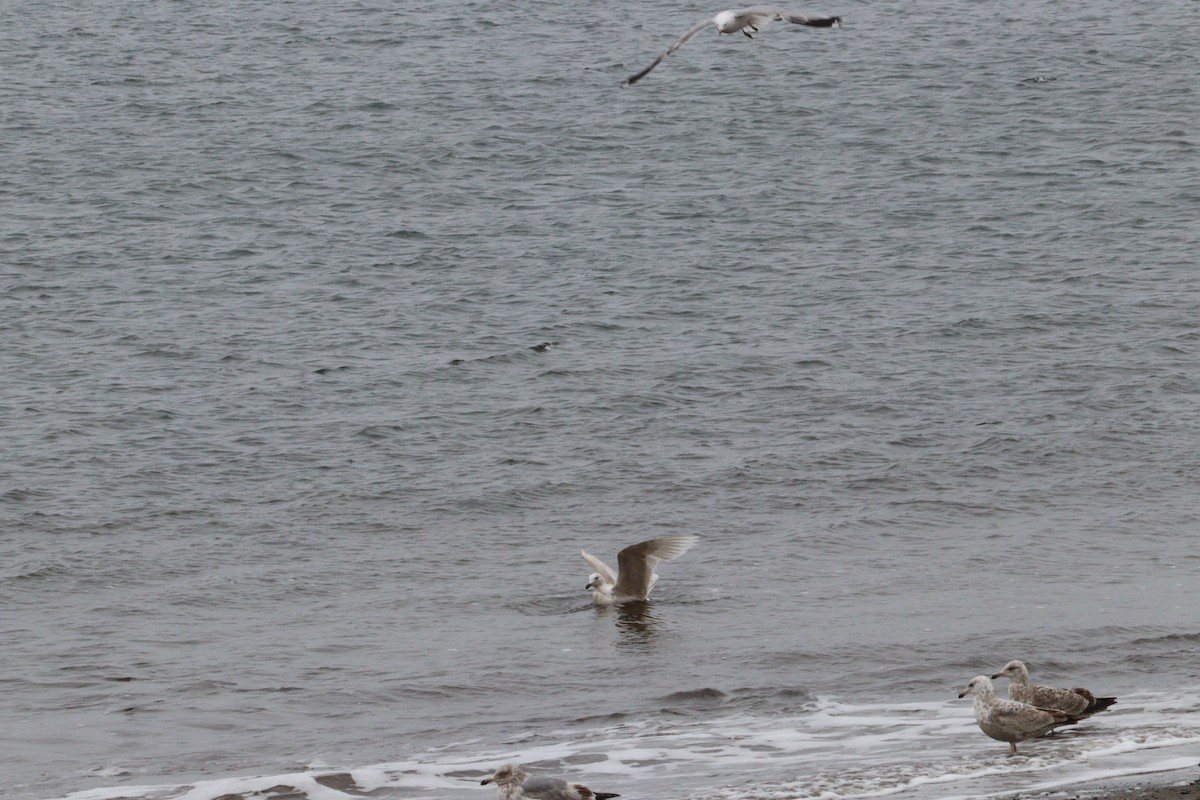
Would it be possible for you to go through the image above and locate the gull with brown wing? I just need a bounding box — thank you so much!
[581,534,698,605]
[991,659,1117,716]
[958,675,1084,756]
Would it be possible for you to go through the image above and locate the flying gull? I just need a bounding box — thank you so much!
[624,6,841,86]
[991,659,1117,716]
[958,675,1083,756]
[481,764,620,800]
[582,534,698,605]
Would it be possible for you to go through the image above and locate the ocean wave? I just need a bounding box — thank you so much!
[40,690,1200,800]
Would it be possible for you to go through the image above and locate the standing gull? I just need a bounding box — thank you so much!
[481,764,620,800]
[958,675,1083,756]
[581,534,698,605]
[624,7,841,86]
[991,659,1117,715]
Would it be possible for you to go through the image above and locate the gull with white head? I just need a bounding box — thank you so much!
[581,534,698,605]
[624,6,841,86]
[958,675,1083,756]
[481,764,620,800]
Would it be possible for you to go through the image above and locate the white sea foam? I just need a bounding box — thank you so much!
[41,688,1200,800]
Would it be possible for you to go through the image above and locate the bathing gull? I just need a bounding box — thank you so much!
[958,675,1082,756]
[991,659,1117,716]
[624,6,841,86]
[582,534,698,605]
[481,764,619,800]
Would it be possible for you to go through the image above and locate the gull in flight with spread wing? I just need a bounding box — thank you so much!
[581,534,698,605]
[624,7,841,86]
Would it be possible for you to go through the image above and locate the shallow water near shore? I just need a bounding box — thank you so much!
[2,0,1199,798]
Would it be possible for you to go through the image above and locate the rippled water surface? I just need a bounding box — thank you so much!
[2,0,1199,798]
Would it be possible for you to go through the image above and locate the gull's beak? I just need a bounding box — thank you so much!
[584,583,593,591]
[957,688,970,698]
[990,672,1003,679]
[481,777,494,785]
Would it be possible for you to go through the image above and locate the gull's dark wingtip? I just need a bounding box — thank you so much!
[623,53,665,87]
[797,14,841,27]
[624,67,651,86]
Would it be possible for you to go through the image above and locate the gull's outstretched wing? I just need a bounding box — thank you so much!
[624,16,716,86]
[580,549,617,584]
[737,6,841,26]
[612,534,698,599]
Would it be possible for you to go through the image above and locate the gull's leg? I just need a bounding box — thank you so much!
[1008,743,1018,757]
[742,28,754,38]
[749,23,759,31]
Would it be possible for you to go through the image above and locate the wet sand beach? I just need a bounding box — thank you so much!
[1041,767,1200,800]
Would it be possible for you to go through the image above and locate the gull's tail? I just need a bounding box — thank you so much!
[1072,688,1118,714]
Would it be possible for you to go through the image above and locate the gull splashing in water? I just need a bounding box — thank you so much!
[581,534,698,605]
[624,6,841,86]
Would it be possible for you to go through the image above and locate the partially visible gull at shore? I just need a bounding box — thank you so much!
[992,659,1118,716]
[958,675,1083,757]
[581,534,698,605]
[481,764,619,800]
[624,6,841,86]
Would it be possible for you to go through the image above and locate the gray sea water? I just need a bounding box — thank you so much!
[2,0,1199,799]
